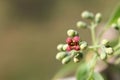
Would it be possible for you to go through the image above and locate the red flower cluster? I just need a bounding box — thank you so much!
[66,36,80,51]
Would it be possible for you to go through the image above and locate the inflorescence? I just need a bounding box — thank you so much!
[56,29,88,64]
[56,11,115,64]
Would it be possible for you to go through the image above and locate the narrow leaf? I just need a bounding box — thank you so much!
[76,63,89,80]
[107,3,120,26]
[93,72,104,80]
[52,63,79,80]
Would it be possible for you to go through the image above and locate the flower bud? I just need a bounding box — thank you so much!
[62,56,71,64]
[73,57,80,63]
[56,52,67,60]
[73,36,80,42]
[62,44,68,51]
[81,11,94,19]
[57,44,64,51]
[67,29,76,37]
[73,53,83,63]
[76,21,87,28]
[95,13,102,23]
[105,47,114,55]
[100,52,107,60]
[80,41,88,50]
[101,39,109,46]
[111,23,119,30]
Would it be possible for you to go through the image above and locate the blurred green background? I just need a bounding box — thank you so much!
[0,0,119,80]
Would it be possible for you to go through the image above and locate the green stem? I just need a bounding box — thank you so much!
[88,45,100,49]
[86,22,99,80]
[90,23,100,56]
[90,23,97,46]
[91,27,96,45]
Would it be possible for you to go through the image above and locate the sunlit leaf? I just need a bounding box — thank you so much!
[110,39,119,47]
[76,63,89,80]
[107,3,120,26]
[93,72,104,80]
[52,62,80,80]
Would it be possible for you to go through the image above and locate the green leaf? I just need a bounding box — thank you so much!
[107,3,120,26]
[93,72,104,80]
[76,63,89,80]
[76,54,98,80]
[109,39,119,47]
[76,56,104,80]
[52,62,80,80]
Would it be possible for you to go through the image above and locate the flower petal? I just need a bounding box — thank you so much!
[66,37,72,44]
[73,36,80,42]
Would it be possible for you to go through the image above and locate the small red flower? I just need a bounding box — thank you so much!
[66,36,80,51]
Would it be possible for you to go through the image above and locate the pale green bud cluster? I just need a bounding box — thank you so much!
[67,29,78,37]
[100,39,114,60]
[112,17,120,30]
[105,47,114,55]
[100,47,114,60]
[100,50,107,60]
[76,11,102,29]
[56,50,84,64]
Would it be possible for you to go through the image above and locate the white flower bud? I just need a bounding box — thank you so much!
[73,57,80,63]
[101,39,109,46]
[62,44,68,51]
[95,13,102,23]
[80,41,88,50]
[105,47,114,55]
[67,29,76,37]
[57,44,64,51]
[62,56,71,64]
[100,52,107,60]
[81,11,94,19]
[76,21,87,28]
[56,52,67,60]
